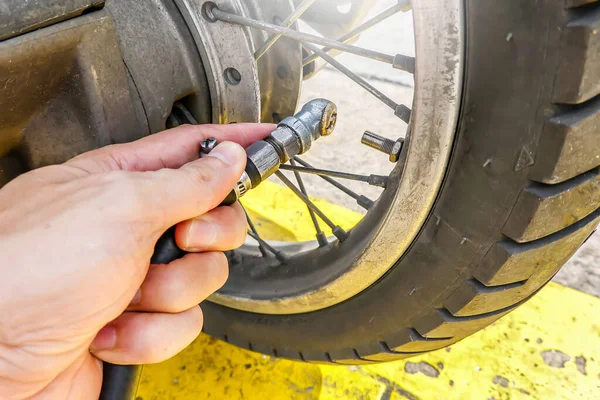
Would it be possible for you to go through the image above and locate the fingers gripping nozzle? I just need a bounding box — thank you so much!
[223,98,337,205]
[151,99,337,265]
[101,102,338,400]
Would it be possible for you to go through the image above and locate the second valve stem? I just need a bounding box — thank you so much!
[361,131,404,163]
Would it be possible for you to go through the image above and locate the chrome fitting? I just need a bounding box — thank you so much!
[223,99,338,205]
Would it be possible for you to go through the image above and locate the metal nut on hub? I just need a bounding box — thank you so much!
[279,116,312,154]
[266,126,302,163]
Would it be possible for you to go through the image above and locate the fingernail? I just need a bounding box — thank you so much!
[90,325,117,352]
[184,216,217,250]
[207,142,242,166]
[130,289,142,306]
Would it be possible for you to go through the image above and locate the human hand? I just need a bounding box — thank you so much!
[0,123,273,399]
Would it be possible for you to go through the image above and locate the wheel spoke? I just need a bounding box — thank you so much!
[293,157,374,210]
[302,41,412,123]
[247,231,289,263]
[275,171,348,242]
[242,205,268,257]
[279,163,388,188]
[303,0,412,66]
[254,0,317,61]
[290,159,328,247]
[210,1,410,257]
[210,5,414,72]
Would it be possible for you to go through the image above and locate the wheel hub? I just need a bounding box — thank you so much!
[176,0,303,124]
[204,0,464,315]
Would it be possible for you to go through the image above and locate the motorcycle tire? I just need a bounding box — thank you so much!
[201,0,600,363]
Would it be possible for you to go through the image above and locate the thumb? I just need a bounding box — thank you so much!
[144,141,247,226]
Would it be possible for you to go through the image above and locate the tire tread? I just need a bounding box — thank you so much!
[529,95,600,183]
[503,168,600,242]
[553,4,600,104]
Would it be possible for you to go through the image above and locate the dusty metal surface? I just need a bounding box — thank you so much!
[105,0,212,133]
[175,0,261,124]
[0,0,104,41]
[0,11,141,177]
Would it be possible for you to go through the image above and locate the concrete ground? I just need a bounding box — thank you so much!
[555,232,600,297]
[283,0,599,297]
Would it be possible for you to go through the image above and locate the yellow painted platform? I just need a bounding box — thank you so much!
[136,182,600,399]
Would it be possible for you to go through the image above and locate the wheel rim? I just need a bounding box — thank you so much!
[180,0,465,314]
